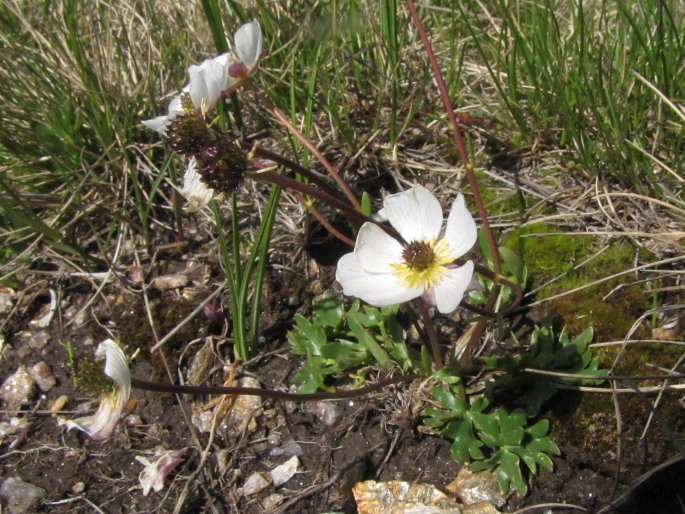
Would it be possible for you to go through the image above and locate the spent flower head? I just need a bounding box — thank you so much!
[336,185,477,313]
[65,339,131,441]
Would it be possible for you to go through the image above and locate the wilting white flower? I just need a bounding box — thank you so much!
[142,53,231,136]
[180,157,215,212]
[228,19,264,82]
[65,339,131,441]
[336,185,477,314]
[135,447,186,496]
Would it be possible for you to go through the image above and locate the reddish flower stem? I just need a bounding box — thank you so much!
[405,0,501,276]
[251,88,362,211]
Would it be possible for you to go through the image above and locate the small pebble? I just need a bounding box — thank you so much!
[0,286,16,315]
[270,455,300,487]
[242,472,270,496]
[49,395,69,415]
[72,482,85,494]
[0,477,46,514]
[28,361,56,392]
[151,274,189,291]
[0,366,35,410]
[306,400,342,426]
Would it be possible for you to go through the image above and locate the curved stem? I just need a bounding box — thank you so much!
[131,373,417,401]
[251,88,361,210]
[405,0,501,276]
[292,191,355,247]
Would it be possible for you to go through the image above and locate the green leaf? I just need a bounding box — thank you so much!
[347,313,390,366]
[498,408,526,446]
[446,418,484,462]
[471,411,499,446]
[431,386,462,413]
[526,418,549,439]
[497,450,527,495]
[361,191,373,217]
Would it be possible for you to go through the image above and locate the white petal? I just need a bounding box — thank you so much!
[235,20,263,71]
[384,185,443,243]
[336,253,422,306]
[141,115,171,136]
[136,448,186,496]
[96,339,131,402]
[443,193,477,258]
[432,261,475,314]
[142,94,184,136]
[181,158,214,212]
[354,223,403,273]
[65,390,126,441]
[188,54,230,110]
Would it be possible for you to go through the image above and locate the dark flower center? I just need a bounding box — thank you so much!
[401,240,435,271]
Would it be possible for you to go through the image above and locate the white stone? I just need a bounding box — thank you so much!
[242,472,270,496]
[28,361,56,392]
[0,477,46,514]
[270,455,300,487]
[0,366,34,410]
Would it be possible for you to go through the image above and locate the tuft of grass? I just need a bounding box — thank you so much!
[0,0,207,270]
[440,0,685,195]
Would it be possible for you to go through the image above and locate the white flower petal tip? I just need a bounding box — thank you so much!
[65,339,131,441]
[188,53,231,113]
[181,158,214,212]
[142,95,185,136]
[136,448,187,496]
[234,20,263,73]
[336,185,477,314]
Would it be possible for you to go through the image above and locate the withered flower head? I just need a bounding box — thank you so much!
[195,137,248,195]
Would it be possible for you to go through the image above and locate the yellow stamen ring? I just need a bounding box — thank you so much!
[390,237,455,289]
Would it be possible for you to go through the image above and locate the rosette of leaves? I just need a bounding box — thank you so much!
[288,292,422,393]
[424,385,560,495]
[484,319,607,417]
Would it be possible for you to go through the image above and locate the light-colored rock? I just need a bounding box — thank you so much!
[270,455,300,487]
[0,417,28,445]
[0,366,34,410]
[28,361,56,392]
[224,377,262,434]
[0,477,46,514]
[242,472,270,496]
[262,493,285,510]
[0,287,16,315]
[447,467,506,508]
[187,340,215,385]
[151,274,189,291]
[353,480,461,514]
[72,482,85,494]
[306,400,343,426]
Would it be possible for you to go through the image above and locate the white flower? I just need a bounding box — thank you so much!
[180,157,215,212]
[142,53,231,136]
[135,447,186,496]
[228,20,264,81]
[336,185,477,314]
[65,339,131,441]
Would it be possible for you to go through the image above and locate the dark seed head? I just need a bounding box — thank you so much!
[195,137,248,194]
[401,240,435,271]
[166,113,212,155]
